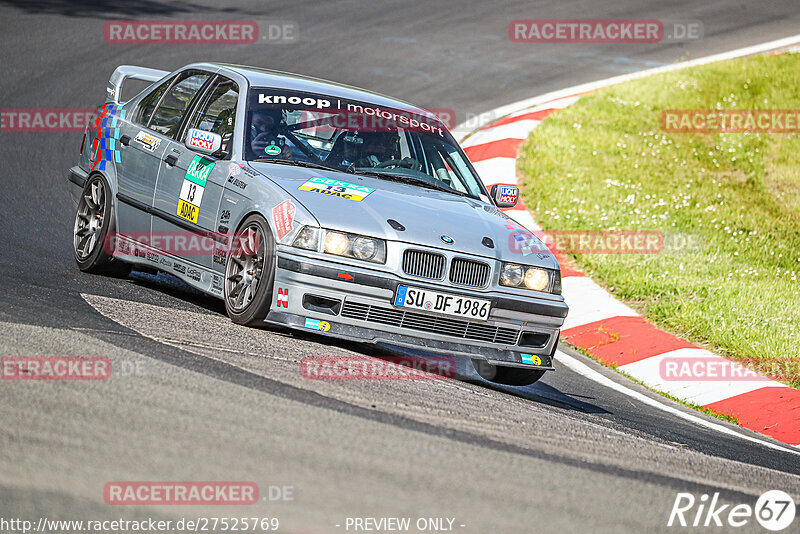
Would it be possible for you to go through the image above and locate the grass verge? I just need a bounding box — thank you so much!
[518,52,800,388]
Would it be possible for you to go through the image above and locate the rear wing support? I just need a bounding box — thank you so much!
[106,65,169,104]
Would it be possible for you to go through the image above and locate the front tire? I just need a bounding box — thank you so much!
[224,214,276,326]
[72,174,130,277]
[471,359,545,386]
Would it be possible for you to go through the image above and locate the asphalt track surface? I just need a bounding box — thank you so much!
[2,1,800,532]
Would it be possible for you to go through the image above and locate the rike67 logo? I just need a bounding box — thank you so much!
[668,490,796,531]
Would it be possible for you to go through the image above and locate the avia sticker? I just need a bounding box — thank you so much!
[177,199,199,224]
[298,176,375,202]
[520,353,542,366]
[134,130,161,152]
[272,200,296,240]
[304,318,331,332]
[276,287,289,308]
[185,156,215,187]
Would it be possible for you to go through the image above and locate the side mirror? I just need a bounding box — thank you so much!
[185,128,222,155]
[490,184,519,208]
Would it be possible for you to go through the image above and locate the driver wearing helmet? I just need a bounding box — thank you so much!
[250,109,292,159]
[352,132,398,167]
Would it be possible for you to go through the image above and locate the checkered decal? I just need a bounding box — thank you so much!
[276,288,289,308]
[89,103,126,172]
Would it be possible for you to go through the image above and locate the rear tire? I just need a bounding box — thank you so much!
[72,174,130,277]
[471,359,545,386]
[224,214,276,326]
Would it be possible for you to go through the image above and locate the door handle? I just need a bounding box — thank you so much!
[120,134,131,146]
[164,155,178,167]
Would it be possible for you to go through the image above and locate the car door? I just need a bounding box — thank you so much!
[113,77,173,236]
[151,74,239,271]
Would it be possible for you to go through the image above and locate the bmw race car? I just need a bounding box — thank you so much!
[67,63,568,386]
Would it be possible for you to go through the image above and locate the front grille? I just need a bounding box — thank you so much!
[402,249,446,280]
[341,300,519,345]
[449,258,491,287]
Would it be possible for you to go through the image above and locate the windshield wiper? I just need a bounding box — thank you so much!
[349,169,470,197]
[251,158,337,172]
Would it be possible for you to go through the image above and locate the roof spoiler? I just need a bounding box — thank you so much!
[106,65,169,104]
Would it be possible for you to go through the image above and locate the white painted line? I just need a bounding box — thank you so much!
[456,33,800,139]
[554,349,800,456]
[462,120,540,147]
[618,348,787,406]
[561,276,638,330]
[505,209,542,232]
[471,157,518,184]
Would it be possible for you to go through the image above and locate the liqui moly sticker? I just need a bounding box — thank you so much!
[187,129,216,151]
[498,185,519,205]
[272,200,296,240]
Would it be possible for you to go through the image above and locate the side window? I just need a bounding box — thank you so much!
[187,76,239,157]
[148,71,211,138]
[134,78,171,126]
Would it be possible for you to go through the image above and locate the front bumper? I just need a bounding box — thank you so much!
[266,248,568,370]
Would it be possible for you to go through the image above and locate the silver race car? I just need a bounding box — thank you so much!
[67,63,568,386]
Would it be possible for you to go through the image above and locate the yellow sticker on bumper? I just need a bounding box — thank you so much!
[177,199,199,224]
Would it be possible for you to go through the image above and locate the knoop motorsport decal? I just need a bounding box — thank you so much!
[178,156,215,224]
[250,89,447,137]
[298,176,374,202]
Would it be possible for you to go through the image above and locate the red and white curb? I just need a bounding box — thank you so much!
[458,35,800,447]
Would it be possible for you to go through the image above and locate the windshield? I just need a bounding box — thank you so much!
[245,88,487,199]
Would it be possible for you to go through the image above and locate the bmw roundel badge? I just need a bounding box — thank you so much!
[440,235,454,244]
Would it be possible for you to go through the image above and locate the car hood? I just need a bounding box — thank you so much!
[250,162,559,269]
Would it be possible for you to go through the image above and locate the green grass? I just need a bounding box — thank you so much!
[518,52,800,389]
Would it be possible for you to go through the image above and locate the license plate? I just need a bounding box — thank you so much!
[394,285,491,321]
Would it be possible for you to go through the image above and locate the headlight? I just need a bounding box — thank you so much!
[292,226,386,264]
[292,226,320,251]
[500,263,524,287]
[524,268,549,291]
[352,236,378,261]
[324,232,350,256]
[500,262,559,293]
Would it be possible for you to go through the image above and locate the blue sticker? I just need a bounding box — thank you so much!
[394,285,408,306]
[521,353,542,366]
[304,318,331,332]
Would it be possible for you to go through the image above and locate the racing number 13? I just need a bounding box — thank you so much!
[187,183,197,203]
